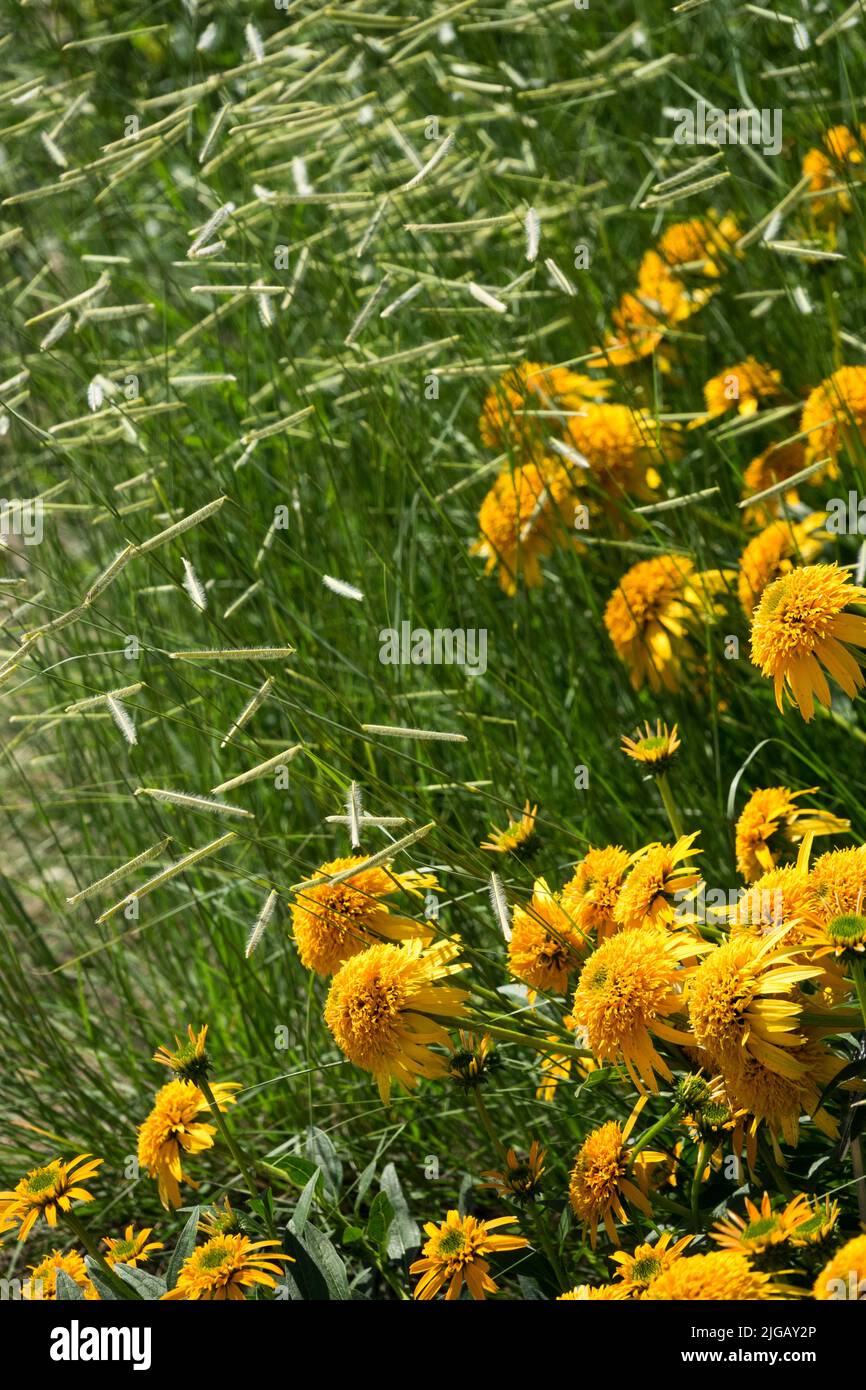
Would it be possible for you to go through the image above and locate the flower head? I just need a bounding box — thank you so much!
[737,513,827,618]
[479,361,609,458]
[199,1195,243,1239]
[620,719,681,774]
[610,1232,693,1295]
[561,845,630,941]
[801,365,866,464]
[741,440,813,523]
[324,938,468,1103]
[137,1078,239,1209]
[557,1282,629,1300]
[162,1234,291,1301]
[750,563,866,720]
[643,1250,792,1300]
[22,1249,98,1301]
[410,1210,528,1300]
[481,800,538,856]
[290,855,436,976]
[813,1233,866,1299]
[471,460,581,594]
[447,1031,499,1091]
[711,1191,813,1255]
[102,1224,164,1269]
[696,358,782,423]
[604,554,730,693]
[481,1140,546,1203]
[735,785,849,882]
[568,1100,658,1248]
[0,1154,102,1241]
[657,213,740,277]
[565,403,676,501]
[595,251,701,368]
[508,879,588,995]
[153,1024,211,1084]
[569,926,705,1092]
[614,833,702,931]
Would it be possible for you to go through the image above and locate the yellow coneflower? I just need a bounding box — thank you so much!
[741,439,813,523]
[687,926,819,1083]
[813,1233,866,1299]
[604,554,731,693]
[102,1225,164,1269]
[569,926,706,1093]
[199,1195,243,1238]
[471,460,581,595]
[479,361,609,457]
[508,879,588,995]
[643,1250,792,1300]
[137,1078,240,1210]
[732,862,815,934]
[694,357,782,423]
[595,251,701,369]
[290,855,436,976]
[22,1249,98,1301]
[802,145,848,219]
[737,512,827,618]
[565,402,676,501]
[620,720,681,774]
[750,563,866,721]
[614,833,702,931]
[809,844,866,918]
[711,1191,813,1255]
[656,213,740,277]
[323,938,469,1103]
[568,1100,660,1248]
[734,785,850,882]
[801,365,866,464]
[481,800,538,856]
[153,1023,210,1083]
[410,1211,528,1300]
[481,1140,546,1203]
[447,1031,498,1090]
[557,1282,630,1300]
[722,1042,842,1158]
[561,844,630,941]
[0,1154,102,1241]
[162,1234,291,1301]
[790,1196,839,1247]
[610,1232,693,1296]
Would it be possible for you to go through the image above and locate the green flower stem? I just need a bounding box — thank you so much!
[690,1141,711,1230]
[199,1076,259,1208]
[656,772,685,840]
[62,1210,139,1301]
[531,1207,570,1294]
[628,1104,681,1165]
[473,1088,506,1159]
[850,957,866,1032]
[467,1019,591,1058]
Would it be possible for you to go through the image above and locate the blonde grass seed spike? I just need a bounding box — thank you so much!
[169,646,295,662]
[246,889,279,959]
[210,746,302,795]
[134,788,254,819]
[291,822,436,893]
[67,838,171,905]
[96,832,238,924]
[220,676,274,747]
[361,724,467,742]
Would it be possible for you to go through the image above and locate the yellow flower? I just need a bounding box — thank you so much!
[323,938,468,1103]
[565,403,676,501]
[809,844,866,918]
[813,1233,866,1299]
[656,213,740,277]
[508,879,588,995]
[567,1100,659,1248]
[686,926,819,1083]
[23,1248,98,1301]
[447,1031,499,1090]
[481,1140,546,1203]
[643,1250,791,1300]
[750,563,866,720]
[722,1043,842,1156]
[734,785,850,882]
[801,365,866,464]
[153,1023,211,1083]
[199,1195,243,1239]
[0,1154,102,1241]
[410,1210,528,1300]
[790,1196,839,1247]
[569,926,706,1093]
[711,1191,813,1255]
[595,251,702,369]
[471,460,581,595]
[741,439,812,523]
[695,358,782,423]
[137,1078,239,1209]
[561,845,630,941]
[620,719,681,774]
[604,554,731,693]
[102,1225,164,1269]
[481,800,538,855]
[557,1282,629,1300]
[610,1232,693,1295]
[290,855,436,976]
[614,833,702,931]
[479,360,609,457]
[737,512,827,617]
[162,1234,291,1301]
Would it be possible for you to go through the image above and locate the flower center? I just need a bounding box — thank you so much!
[743,1216,779,1241]
[631,1255,662,1283]
[826,913,866,945]
[199,1246,233,1271]
[438,1229,466,1257]
[26,1166,60,1196]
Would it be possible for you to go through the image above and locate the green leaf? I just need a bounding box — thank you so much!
[301,1222,351,1300]
[289,1168,321,1237]
[341,1224,364,1245]
[114,1263,167,1299]
[305,1127,343,1201]
[282,1222,351,1300]
[379,1163,420,1260]
[84,1259,119,1301]
[355,1158,377,1210]
[366,1189,393,1247]
[165,1205,200,1291]
[55,1269,85,1300]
